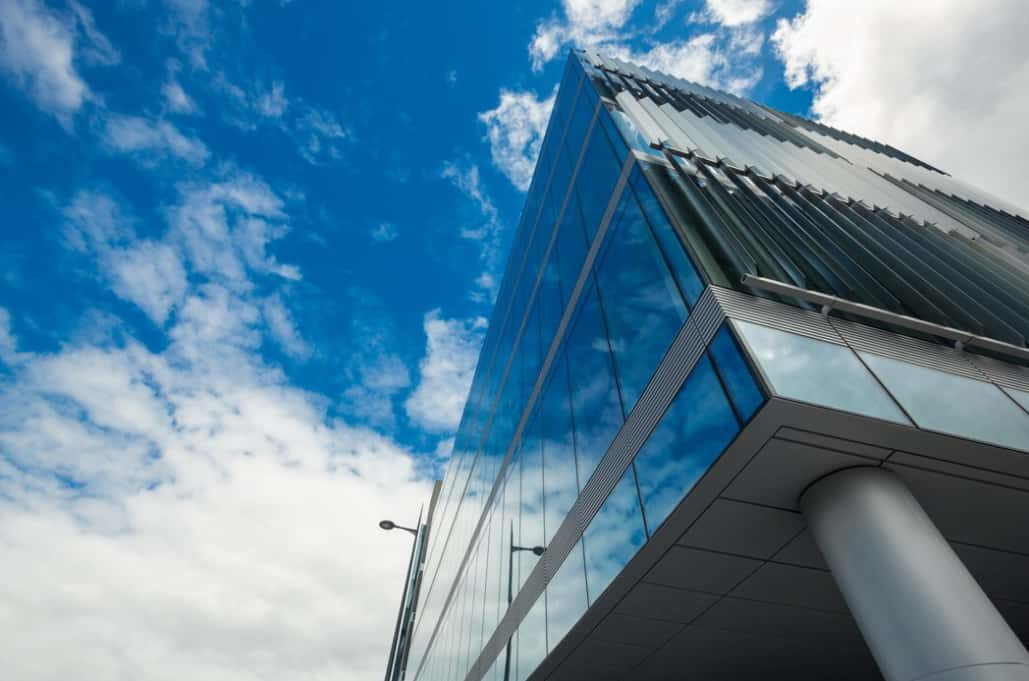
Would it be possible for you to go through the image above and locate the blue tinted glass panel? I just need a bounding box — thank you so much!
[574,127,623,239]
[635,355,739,533]
[546,540,588,653]
[541,356,580,544]
[594,190,688,413]
[564,84,595,163]
[518,412,545,597]
[554,197,589,308]
[565,281,625,485]
[538,254,563,354]
[551,57,582,131]
[515,595,546,681]
[632,167,705,307]
[583,467,646,603]
[859,352,1029,451]
[708,324,766,423]
[735,320,910,424]
[598,105,629,161]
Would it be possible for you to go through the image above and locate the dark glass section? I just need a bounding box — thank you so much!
[634,355,740,534]
[631,166,705,307]
[593,182,688,413]
[573,122,623,239]
[582,467,647,604]
[708,323,766,423]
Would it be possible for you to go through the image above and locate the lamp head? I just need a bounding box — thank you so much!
[379,520,396,531]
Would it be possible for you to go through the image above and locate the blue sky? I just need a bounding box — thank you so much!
[1,0,1026,679]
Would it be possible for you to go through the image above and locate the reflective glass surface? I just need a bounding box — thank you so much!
[1004,387,1029,415]
[515,595,547,681]
[860,352,1029,451]
[583,467,647,603]
[573,122,623,239]
[631,168,705,307]
[518,413,545,594]
[708,324,766,422]
[594,187,688,413]
[735,320,910,424]
[546,540,589,654]
[564,281,625,485]
[541,357,580,544]
[635,355,740,533]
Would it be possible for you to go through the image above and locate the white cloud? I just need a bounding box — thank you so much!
[405,309,487,433]
[478,90,555,192]
[371,222,398,242]
[0,307,28,366]
[4,158,435,680]
[702,0,773,26]
[262,293,311,359]
[289,106,348,165]
[0,0,88,126]
[0,310,432,681]
[441,162,505,301]
[772,0,1029,211]
[102,114,210,166]
[255,80,288,118]
[529,0,644,71]
[607,33,763,94]
[162,78,198,114]
[107,240,190,326]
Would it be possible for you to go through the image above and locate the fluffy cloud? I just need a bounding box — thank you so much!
[478,90,555,192]
[529,0,643,71]
[102,114,210,166]
[4,163,434,681]
[772,0,1029,211]
[700,0,773,26]
[405,310,487,433]
[0,0,87,126]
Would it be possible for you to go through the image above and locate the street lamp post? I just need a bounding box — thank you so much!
[503,521,545,681]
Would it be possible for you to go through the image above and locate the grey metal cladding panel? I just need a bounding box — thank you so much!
[829,316,986,380]
[710,286,846,345]
[691,287,728,346]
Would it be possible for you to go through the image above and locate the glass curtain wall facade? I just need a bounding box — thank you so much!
[405,53,766,681]
[404,49,1029,681]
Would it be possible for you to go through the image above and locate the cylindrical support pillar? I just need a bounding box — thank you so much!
[801,467,1029,681]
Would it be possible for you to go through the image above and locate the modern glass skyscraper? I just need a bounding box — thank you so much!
[398,51,1029,681]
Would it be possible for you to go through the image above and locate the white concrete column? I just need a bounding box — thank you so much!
[801,466,1029,681]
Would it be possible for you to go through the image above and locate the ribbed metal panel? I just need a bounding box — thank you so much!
[829,316,985,380]
[709,287,846,345]
[968,354,1029,393]
[691,286,727,345]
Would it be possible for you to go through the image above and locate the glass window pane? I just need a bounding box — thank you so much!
[574,125,623,239]
[518,412,545,595]
[632,168,705,307]
[583,467,646,604]
[542,356,580,544]
[635,355,740,533]
[859,352,1029,451]
[515,594,547,681]
[735,320,910,424]
[565,281,625,485]
[594,190,688,413]
[597,105,629,162]
[538,252,564,354]
[1004,387,1029,414]
[564,84,595,163]
[546,540,588,654]
[555,197,589,308]
[708,324,766,423]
